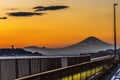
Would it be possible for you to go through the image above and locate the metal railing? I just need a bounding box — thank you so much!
[15,56,114,80]
[0,55,90,80]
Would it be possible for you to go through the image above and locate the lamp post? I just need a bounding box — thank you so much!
[113,3,118,60]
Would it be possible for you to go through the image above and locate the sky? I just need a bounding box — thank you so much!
[0,0,120,48]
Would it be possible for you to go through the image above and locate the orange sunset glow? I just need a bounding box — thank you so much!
[0,0,120,48]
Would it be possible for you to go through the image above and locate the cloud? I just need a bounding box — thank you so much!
[6,5,68,18]
[33,5,69,11]
[7,12,44,17]
[0,17,7,19]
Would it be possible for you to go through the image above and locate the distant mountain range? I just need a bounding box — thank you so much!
[0,49,43,56]
[98,48,120,53]
[24,37,114,56]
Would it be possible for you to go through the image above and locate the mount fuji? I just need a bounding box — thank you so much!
[24,37,113,56]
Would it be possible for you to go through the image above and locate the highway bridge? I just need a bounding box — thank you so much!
[0,54,119,80]
[15,54,118,80]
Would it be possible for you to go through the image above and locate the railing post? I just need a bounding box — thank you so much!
[15,59,19,78]
[29,59,31,75]
[0,61,1,80]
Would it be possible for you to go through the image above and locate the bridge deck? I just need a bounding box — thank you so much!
[111,65,120,80]
[102,64,120,80]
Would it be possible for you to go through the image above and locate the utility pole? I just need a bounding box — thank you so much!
[113,3,118,60]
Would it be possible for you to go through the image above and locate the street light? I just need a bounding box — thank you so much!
[113,3,118,60]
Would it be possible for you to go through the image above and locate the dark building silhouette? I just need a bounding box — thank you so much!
[11,45,14,49]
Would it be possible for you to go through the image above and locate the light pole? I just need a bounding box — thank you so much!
[113,3,118,60]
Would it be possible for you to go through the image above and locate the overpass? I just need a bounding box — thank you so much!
[0,54,119,80]
[15,55,117,80]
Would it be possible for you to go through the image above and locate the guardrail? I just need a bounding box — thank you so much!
[0,55,90,80]
[15,56,114,80]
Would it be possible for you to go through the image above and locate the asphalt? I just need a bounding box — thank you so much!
[102,64,120,80]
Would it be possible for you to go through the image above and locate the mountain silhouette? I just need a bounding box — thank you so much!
[64,36,112,49]
[0,48,43,56]
[24,36,113,56]
[81,37,109,44]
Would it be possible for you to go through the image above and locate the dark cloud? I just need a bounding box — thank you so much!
[7,12,44,17]
[6,5,68,18]
[0,17,7,19]
[33,5,69,11]
[33,6,44,9]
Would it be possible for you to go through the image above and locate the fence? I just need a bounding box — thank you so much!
[15,56,114,80]
[0,55,90,80]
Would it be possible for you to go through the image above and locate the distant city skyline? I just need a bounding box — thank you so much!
[0,0,120,48]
